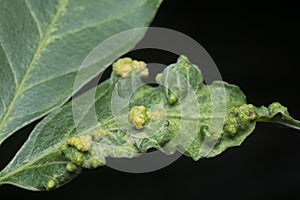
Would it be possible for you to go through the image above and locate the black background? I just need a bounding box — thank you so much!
[1,1,300,199]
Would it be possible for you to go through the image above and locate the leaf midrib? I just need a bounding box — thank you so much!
[0,147,61,184]
[0,0,68,137]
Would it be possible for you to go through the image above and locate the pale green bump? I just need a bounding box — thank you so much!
[60,144,68,151]
[224,118,238,136]
[224,118,238,135]
[132,60,144,70]
[224,104,257,136]
[268,102,289,116]
[74,152,84,165]
[140,68,149,77]
[92,128,109,142]
[167,91,178,105]
[177,55,190,67]
[200,125,211,137]
[91,158,105,168]
[46,180,56,191]
[238,104,257,122]
[112,57,148,78]
[132,60,149,77]
[82,156,105,168]
[129,106,149,129]
[62,146,84,165]
[66,162,78,172]
[91,160,102,168]
[113,57,133,78]
[92,131,102,142]
[155,73,162,83]
[230,107,239,115]
[101,129,109,136]
[67,135,92,152]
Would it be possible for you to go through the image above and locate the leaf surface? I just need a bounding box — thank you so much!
[1,56,299,190]
[0,0,162,145]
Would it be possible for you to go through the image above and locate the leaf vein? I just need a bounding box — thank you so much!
[49,0,148,42]
[27,161,68,170]
[0,149,60,183]
[23,0,42,36]
[22,69,78,93]
[0,96,6,111]
[0,0,69,138]
[0,42,18,87]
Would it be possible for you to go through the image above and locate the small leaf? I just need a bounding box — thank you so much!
[0,0,162,145]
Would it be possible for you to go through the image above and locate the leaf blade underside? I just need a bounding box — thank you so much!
[0,0,162,145]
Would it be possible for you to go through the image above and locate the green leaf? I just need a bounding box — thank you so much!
[0,0,162,145]
[1,56,299,191]
[255,102,300,131]
[0,79,111,190]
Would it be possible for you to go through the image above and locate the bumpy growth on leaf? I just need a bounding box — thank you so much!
[67,135,92,152]
[46,180,56,191]
[224,104,257,136]
[0,55,299,191]
[128,106,149,129]
[113,58,149,78]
